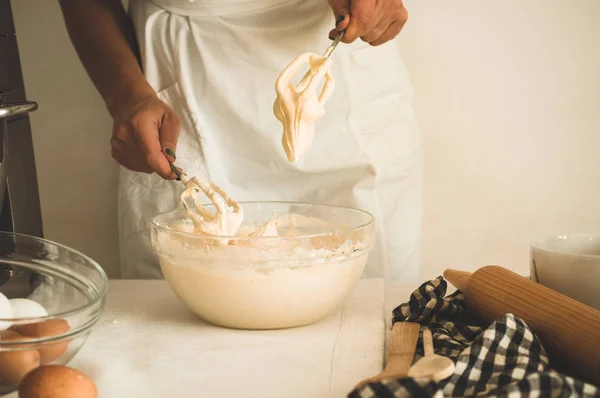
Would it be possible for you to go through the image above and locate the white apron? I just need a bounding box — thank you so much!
[119,0,423,286]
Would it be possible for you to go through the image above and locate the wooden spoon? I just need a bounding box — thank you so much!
[354,321,420,389]
[408,328,455,382]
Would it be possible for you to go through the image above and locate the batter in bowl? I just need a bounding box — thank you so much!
[155,211,371,330]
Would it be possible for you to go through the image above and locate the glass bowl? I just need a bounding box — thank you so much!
[0,232,107,395]
[151,202,375,330]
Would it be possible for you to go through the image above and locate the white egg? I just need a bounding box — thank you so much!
[0,292,12,330]
[9,299,48,319]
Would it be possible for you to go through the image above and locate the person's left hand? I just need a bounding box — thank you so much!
[327,0,408,46]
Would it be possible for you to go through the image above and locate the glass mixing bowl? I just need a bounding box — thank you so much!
[0,232,107,395]
[152,202,375,330]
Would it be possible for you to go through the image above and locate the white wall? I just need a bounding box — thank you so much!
[398,0,600,280]
[12,1,600,281]
[12,0,120,277]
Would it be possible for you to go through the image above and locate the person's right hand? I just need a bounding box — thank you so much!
[110,95,181,180]
[328,0,408,46]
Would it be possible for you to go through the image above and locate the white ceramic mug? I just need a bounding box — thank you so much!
[531,233,600,310]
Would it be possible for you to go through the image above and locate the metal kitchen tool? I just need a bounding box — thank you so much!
[354,322,420,389]
[324,30,345,58]
[165,151,243,233]
[0,93,37,215]
[0,95,43,299]
[444,266,600,386]
[0,4,44,239]
[292,30,345,90]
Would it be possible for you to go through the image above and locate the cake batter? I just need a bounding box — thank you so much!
[274,53,335,162]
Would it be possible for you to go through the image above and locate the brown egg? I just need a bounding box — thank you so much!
[0,330,20,339]
[18,365,97,398]
[11,319,71,364]
[0,335,40,386]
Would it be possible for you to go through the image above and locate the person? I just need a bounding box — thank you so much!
[58,0,422,286]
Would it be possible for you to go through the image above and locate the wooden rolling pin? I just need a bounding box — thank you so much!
[444,265,600,386]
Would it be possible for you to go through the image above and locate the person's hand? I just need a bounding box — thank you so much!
[328,0,408,46]
[110,94,181,179]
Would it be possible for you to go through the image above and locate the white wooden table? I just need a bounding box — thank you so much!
[8,279,414,398]
[7,279,415,398]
